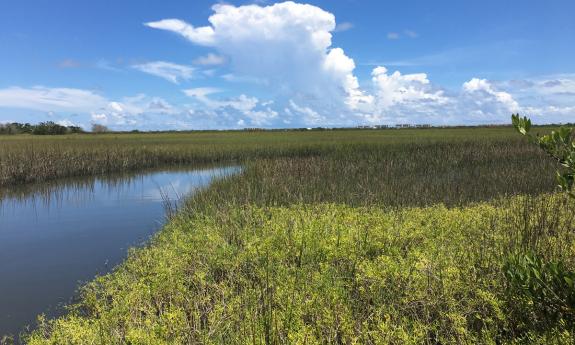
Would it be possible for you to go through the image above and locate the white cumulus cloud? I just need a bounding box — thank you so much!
[143,2,575,127]
[462,78,520,120]
[183,88,277,126]
[147,1,364,124]
[371,67,448,109]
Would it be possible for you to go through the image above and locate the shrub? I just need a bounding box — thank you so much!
[91,123,109,133]
[512,114,575,197]
[32,121,68,135]
[504,252,575,333]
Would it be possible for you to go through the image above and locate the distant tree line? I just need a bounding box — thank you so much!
[0,121,88,135]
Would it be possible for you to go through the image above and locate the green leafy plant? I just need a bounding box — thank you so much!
[509,114,575,334]
[512,114,575,197]
[504,252,575,331]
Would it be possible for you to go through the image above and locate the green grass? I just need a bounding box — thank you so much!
[0,127,553,188]
[189,139,557,208]
[2,126,574,344]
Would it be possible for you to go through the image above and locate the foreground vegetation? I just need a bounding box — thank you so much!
[26,196,575,344]
[2,126,574,343]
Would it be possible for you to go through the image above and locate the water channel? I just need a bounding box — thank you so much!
[0,166,239,338]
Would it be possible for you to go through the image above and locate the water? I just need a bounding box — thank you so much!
[0,166,239,338]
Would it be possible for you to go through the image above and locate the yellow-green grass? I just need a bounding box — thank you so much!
[25,195,575,344]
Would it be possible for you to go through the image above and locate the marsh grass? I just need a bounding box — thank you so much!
[0,127,556,190]
[5,126,574,344]
[184,139,558,210]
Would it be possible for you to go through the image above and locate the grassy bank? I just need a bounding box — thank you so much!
[26,196,575,344]
[5,127,574,343]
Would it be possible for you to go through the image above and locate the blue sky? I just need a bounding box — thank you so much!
[0,0,574,130]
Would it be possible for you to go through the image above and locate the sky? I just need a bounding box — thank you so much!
[0,0,574,130]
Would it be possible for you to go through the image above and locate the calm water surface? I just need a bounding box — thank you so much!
[0,166,239,338]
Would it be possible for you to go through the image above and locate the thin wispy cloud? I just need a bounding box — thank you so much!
[193,53,226,66]
[145,19,215,46]
[386,30,418,40]
[363,40,528,68]
[95,59,121,72]
[334,22,353,32]
[404,30,418,38]
[58,59,81,69]
[132,61,194,84]
[0,86,107,112]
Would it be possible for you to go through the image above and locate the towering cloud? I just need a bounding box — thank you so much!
[146,2,367,124]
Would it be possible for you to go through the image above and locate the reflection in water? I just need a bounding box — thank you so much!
[0,166,239,339]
